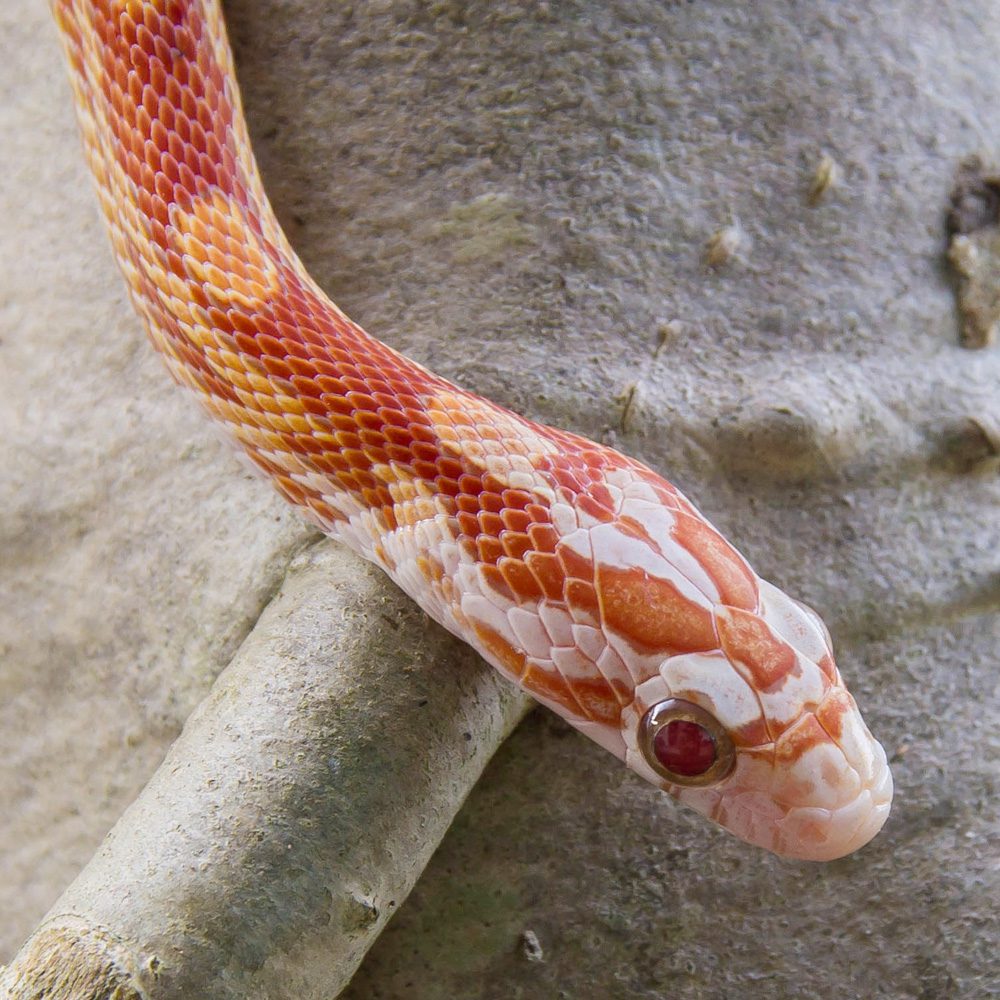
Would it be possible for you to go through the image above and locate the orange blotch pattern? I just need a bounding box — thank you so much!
[815,687,853,741]
[597,564,717,654]
[670,512,759,611]
[716,606,798,691]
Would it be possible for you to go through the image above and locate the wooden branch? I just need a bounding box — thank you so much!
[1,543,531,999]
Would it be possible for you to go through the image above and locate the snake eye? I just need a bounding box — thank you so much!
[639,699,736,787]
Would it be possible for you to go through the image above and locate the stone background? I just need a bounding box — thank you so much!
[2,1,998,997]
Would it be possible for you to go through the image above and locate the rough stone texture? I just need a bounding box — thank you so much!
[2,0,999,998]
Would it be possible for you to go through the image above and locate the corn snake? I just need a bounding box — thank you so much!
[52,0,892,860]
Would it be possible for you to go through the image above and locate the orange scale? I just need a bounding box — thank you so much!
[478,511,504,538]
[135,103,152,139]
[329,414,357,435]
[383,428,415,450]
[482,473,509,496]
[366,486,394,511]
[375,408,409,431]
[358,424,387,446]
[198,154,218,186]
[527,523,558,552]
[274,476,308,507]
[498,557,545,602]
[144,87,162,124]
[372,389,404,408]
[589,482,617,512]
[124,151,142,187]
[500,508,532,533]
[716,606,797,692]
[163,71,181,106]
[165,130,184,165]
[323,451,351,474]
[284,289,311,317]
[334,429,363,451]
[402,400,429,420]
[275,318,302,342]
[480,493,505,515]
[149,217,168,250]
[280,409,311,435]
[139,156,159,191]
[182,144,200,176]
[174,111,192,145]
[577,494,615,524]
[672,512,758,612]
[128,71,145,108]
[567,678,623,726]
[151,34,172,69]
[525,503,550,523]
[525,552,565,601]
[436,457,465,481]
[260,355,293,380]
[500,488,532,510]
[293,396,333,420]
[598,563,717,655]
[205,305,231,331]
[501,531,533,560]
[413,460,440,481]
[205,131,223,165]
[409,424,441,448]
[181,61,197,96]
[154,170,172,201]
[288,382,323,409]
[308,452,339,475]
[130,47,151,86]
[292,434,326,457]
[348,458,379,484]
[315,377,350,400]
[150,193,169,226]
[456,497,481,519]
[521,663,588,719]
[412,441,440,464]
[253,332,283,357]
[346,392,379,414]
[436,477,461,497]
[341,376,370,395]
[364,444,392,468]
[135,22,155,55]
[456,512,480,539]
[477,536,505,565]
[564,579,600,619]
[557,543,593,581]
[118,14,137,47]
[117,60,132,95]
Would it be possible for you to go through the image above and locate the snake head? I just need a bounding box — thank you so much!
[619,579,893,861]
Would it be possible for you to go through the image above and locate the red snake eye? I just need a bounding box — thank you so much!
[639,699,736,787]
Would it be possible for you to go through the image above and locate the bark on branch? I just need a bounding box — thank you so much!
[1,544,531,999]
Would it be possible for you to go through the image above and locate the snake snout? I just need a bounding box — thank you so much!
[764,691,893,860]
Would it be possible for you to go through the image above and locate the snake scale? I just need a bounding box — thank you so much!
[53,0,892,860]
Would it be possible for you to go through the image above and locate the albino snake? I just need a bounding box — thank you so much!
[53,0,892,860]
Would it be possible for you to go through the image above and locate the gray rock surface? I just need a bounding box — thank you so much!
[2,0,998,997]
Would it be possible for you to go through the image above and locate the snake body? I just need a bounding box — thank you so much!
[54,0,892,860]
